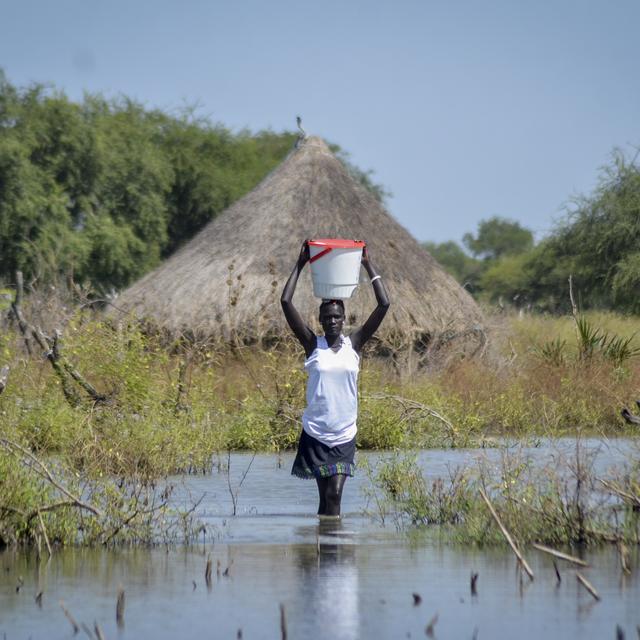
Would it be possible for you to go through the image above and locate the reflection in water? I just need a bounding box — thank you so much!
[2,442,640,639]
[293,519,359,640]
[1,531,639,639]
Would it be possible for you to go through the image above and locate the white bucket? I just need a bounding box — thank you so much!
[308,239,365,299]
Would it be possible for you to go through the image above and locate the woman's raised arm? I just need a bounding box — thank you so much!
[350,246,390,353]
[281,241,316,356]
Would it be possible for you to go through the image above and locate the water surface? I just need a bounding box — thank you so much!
[1,439,638,639]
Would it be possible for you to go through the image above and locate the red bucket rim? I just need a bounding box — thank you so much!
[308,238,366,249]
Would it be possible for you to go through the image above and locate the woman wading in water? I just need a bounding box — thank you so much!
[281,240,390,517]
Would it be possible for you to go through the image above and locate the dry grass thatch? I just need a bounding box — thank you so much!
[112,136,484,353]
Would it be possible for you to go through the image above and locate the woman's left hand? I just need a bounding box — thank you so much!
[361,244,370,266]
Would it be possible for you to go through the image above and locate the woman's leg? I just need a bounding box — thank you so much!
[320,474,347,516]
[316,477,328,515]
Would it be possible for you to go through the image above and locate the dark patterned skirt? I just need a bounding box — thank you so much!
[291,430,356,479]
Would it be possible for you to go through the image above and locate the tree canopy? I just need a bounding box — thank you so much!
[0,72,387,292]
[462,217,534,261]
[423,148,640,313]
[525,149,640,312]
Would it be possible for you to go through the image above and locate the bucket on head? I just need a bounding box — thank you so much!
[308,238,365,300]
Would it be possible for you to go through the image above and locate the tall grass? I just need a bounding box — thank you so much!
[1,298,639,547]
[1,309,639,462]
[363,441,640,546]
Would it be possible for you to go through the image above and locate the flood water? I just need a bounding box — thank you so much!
[1,439,639,639]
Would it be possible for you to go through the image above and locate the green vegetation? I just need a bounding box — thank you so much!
[0,71,295,289]
[1,285,639,547]
[424,149,640,312]
[364,445,640,546]
[0,72,638,550]
[0,72,386,292]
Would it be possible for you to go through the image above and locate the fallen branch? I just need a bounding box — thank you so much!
[116,586,125,629]
[60,600,80,634]
[31,326,80,406]
[599,478,640,508]
[0,437,102,517]
[279,603,287,640]
[55,330,105,402]
[479,488,534,580]
[37,509,53,557]
[8,273,103,406]
[576,572,600,601]
[532,543,588,567]
[618,542,631,575]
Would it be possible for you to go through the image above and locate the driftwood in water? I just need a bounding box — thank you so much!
[205,555,213,589]
[94,621,106,640]
[576,572,601,601]
[425,613,439,638]
[279,603,288,640]
[479,488,534,580]
[116,586,126,629]
[532,543,588,567]
[59,600,80,634]
[599,479,640,510]
[470,572,479,596]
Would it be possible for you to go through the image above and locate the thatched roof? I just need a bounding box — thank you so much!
[114,136,484,347]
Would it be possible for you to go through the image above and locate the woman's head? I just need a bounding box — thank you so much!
[319,299,345,337]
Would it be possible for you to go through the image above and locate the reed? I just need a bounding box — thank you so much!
[116,587,126,629]
[365,441,640,547]
[1,290,639,548]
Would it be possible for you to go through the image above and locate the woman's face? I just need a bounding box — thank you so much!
[319,303,345,338]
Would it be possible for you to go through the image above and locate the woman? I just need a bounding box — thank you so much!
[281,240,390,517]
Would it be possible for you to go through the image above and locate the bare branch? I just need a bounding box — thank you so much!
[0,437,102,517]
[479,488,534,580]
[599,478,640,508]
[364,392,457,439]
[576,572,600,601]
[532,543,588,567]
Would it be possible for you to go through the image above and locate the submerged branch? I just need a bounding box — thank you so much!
[531,543,588,567]
[0,437,102,517]
[598,478,640,509]
[479,488,534,580]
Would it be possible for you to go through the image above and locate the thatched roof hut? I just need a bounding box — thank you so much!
[114,136,484,353]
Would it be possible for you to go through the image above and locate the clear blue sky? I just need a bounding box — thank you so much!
[2,0,638,245]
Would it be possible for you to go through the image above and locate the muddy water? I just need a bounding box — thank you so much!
[1,439,638,639]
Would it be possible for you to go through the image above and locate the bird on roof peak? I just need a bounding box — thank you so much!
[295,115,307,147]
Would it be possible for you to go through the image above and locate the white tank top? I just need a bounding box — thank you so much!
[302,335,359,446]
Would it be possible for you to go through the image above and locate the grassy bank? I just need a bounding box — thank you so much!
[363,440,640,547]
[0,300,639,547]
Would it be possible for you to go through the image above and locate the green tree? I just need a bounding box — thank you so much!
[422,240,482,288]
[463,216,534,260]
[479,253,532,304]
[0,73,388,292]
[524,149,640,312]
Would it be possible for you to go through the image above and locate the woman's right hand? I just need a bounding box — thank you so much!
[298,240,310,266]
